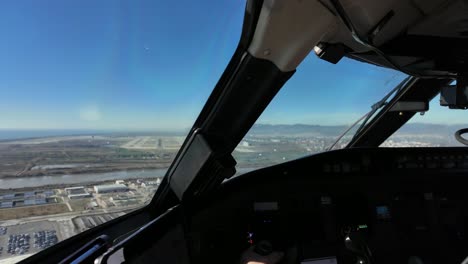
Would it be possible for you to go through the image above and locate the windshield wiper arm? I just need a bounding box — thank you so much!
[328,76,412,151]
[327,110,370,151]
[353,77,412,137]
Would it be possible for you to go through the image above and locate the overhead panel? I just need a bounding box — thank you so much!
[248,0,337,72]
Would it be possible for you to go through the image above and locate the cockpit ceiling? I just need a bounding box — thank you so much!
[249,0,468,76]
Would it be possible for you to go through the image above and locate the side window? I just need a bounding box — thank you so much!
[381,97,467,147]
[233,56,406,172]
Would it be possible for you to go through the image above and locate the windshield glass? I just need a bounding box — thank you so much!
[235,57,406,172]
[381,95,467,147]
[0,1,243,262]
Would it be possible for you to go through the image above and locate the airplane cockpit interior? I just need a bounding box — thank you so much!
[12,0,468,263]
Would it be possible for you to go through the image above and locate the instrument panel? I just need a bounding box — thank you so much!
[187,148,468,264]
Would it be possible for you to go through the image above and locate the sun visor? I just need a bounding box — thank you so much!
[248,0,337,72]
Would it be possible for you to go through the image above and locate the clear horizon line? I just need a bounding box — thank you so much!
[0,121,465,132]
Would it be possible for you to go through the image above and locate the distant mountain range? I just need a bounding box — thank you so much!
[0,123,465,141]
[248,123,467,136]
[249,124,347,136]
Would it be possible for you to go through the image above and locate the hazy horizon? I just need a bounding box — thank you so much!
[0,121,466,131]
[0,122,466,140]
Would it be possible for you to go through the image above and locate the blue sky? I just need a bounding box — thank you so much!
[0,0,462,131]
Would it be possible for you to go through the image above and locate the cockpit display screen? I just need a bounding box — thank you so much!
[376,205,391,220]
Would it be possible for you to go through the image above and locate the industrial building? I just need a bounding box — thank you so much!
[0,190,56,209]
[1,201,13,208]
[64,187,92,199]
[43,191,54,197]
[24,198,47,206]
[25,191,35,198]
[0,190,54,201]
[141,181,157,187]
[94,184,129,194]
[0,194,15,200]
[140,178,161,187]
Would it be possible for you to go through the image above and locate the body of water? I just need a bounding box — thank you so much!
[0,169,167,189]
[0,167,256,189]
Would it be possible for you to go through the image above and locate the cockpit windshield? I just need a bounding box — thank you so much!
[234,57,406,172]
[382,95,468,147]
[0,1,243,262]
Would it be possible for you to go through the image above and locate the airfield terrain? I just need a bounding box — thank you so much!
[0,135,185,179]
[0,124,462,262]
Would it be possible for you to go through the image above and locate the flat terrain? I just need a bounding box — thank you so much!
[0,204,69,221]
[0,126,457,181]
[120,136,184,150]
[0,135,183,179]
[0,125,459,262]
[68,199,91,212]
